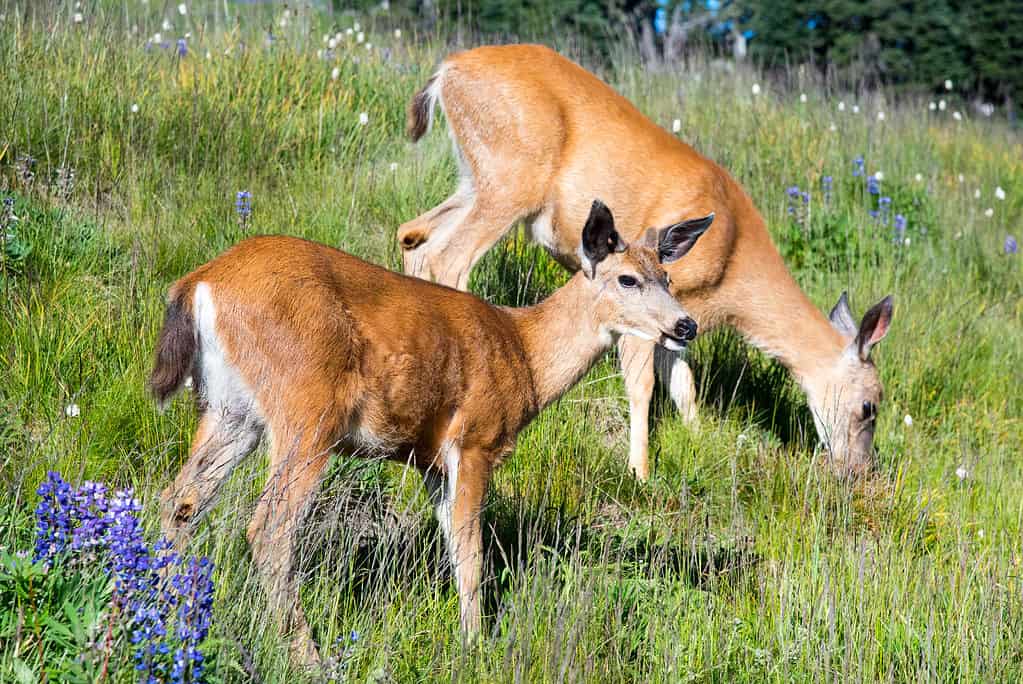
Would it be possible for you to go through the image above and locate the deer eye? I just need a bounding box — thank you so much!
[862,401,877,421]
[618,275,639,288]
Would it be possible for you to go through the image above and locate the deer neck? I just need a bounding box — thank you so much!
[717,218,849,407]
[506,273,613,411]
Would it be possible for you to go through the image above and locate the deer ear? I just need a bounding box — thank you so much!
[829,291,858,338]
[580,199,626,278]
[855,295,894,360]
[658,213,714,264]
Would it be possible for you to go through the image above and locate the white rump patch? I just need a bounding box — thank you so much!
[193,283,260,420]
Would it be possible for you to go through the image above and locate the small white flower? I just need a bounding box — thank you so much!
[903,414,913,427]
[330,67,340,81]
[335,31,343,42]
[65,404,81,418]
[838,101,846,112]
[131,103,139,113]
[162,18,172,31]
[751,83,761,95]
[177,3,187,15]
[345,28,353,36]
[955,465,968,480]
[829,123,837,132]
[184,376,194,389]
[328,38,337,49]
[928,101,936,111]
[394,28,402,39]
[954,231,963,239]
[389,162,398,171]
[365,42,372,50]
[957,173,964,183]
[323,34,330,44]
[995,186,1006,200]
[938,99,947,111]
[944,79,953,91]
[877,111,885,121]
[952,111,962,121]
[914,173,923,182]
[874,171,884,181]
[353,22,361,32]
[380,0,390,9]
[852,105,860,114]
[904,237,911,246]
[205,50,211,60]
[671,118,681,133]
[977,528,984,539]
[184,31,191,39]
[73,11,83,23]
[799,93,807,103]
[359,111,369,125]
[153,32,162,43]
[356,31,365,44]
[974,189,981,199]
[984,208,994,217]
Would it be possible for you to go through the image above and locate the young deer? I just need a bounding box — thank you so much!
[397,44,894,480]
[150,201,712,664]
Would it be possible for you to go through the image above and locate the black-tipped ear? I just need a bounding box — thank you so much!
[829,291,858,338]
[855,295,894,360]
[581,199,626,278]
[658,213,714,264]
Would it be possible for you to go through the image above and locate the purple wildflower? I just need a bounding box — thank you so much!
[852,156,865,177]
[878,196,892,225]
[867,175,881,195]
[235,190,252,226]
[176,38,188,57]
[34,472,75,561]
[1006,235,1018,254]
[822,176,833,205]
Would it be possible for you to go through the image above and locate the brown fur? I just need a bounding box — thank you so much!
[150,292,197,406]
[396,44,893,479]
[406,76,436,141]
[153,220,700,664]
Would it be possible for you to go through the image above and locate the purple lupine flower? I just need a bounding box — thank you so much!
[1006,235,1019,254]
[176,38,188,57]
[852,156,865,177]
[800,191,810,205]
[71,481,109,553]
[822,176,833,205]
[785,186,800,215]
[878,196,892,225]
[34,472,75,561]
[894,214,907,242]
[867,175,881,195]
[235,190,252,226]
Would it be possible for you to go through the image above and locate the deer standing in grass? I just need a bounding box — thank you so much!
[397,44,894,480]
[150,201,711,663]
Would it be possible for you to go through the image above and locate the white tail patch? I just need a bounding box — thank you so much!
[193,282,261,422]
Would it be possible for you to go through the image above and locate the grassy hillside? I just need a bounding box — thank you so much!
[1,2,1021,682]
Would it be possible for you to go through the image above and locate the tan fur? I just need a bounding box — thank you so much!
[398,44,893,478]
[155,229,696,663]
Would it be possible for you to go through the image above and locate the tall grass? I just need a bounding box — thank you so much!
[1,2,1021,681]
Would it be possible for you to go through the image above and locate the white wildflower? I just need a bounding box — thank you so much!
[751,83,761,95]
[974,189,981,199]
[799,93,807,103]
[356,31,365,44]
[928,102,936,111]
[955,465,968,480]
[365,42,372,50]
[944,79,953,90]
[957,173,964,183]
[914,173,923,182]
[954,231,962,239]
[952,111,962,121]
[394,29,401,39]
[73,11,83,23]
[838,101,845,112]
[346,28,353,36]
[205,50,211,60]
[330,67,340,81]
[389,162,398,172]
[359,112,369,125]
[874,171,884,181]
[671,118,681,133]
[877,111,885,121]
[829,123,837,132]
[131,103,139,113]
[177,3,187,15]
[938,99,947,111]
[323,34,330,44]
[984,208,993,217]
[328,38,338,49]
[162,17,172,31]
[995,186,1006,200]
[978,529,984,539]
[903,414,913,427]
[65,404,81,418]
[152,32,162,43]
[184,376,194,389]
[852,104,860,114]
[354,22,361,32]
[904,237,911,246]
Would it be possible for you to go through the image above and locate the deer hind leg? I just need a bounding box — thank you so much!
[421,443,490,635]
[619,336,656,481]
[654,346,699,426]
[160,409,262,550]
[246,424,333,666]
[397,177,474,280]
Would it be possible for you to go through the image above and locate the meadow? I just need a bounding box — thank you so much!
[1,2,1021,682]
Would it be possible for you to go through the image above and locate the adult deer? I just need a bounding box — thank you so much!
[397,44,893,480]
[150,201,711,663]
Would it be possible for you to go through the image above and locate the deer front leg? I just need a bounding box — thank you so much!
[619,336,656,481]
[423,444,491,635]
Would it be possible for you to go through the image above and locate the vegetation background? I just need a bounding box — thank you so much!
[1,0,1021,682]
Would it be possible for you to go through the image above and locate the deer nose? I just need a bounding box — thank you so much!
[675,318,698,341]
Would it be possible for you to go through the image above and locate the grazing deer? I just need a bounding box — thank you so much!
[150,200,711,663]
[397,44,894,480]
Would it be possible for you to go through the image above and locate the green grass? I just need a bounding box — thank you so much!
[1,2,1022,681]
